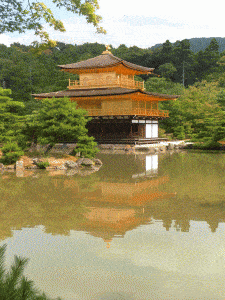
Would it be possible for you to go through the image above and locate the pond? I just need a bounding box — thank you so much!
[0,150,225,300]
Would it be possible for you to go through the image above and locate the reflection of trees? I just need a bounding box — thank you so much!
[1,152,225,243]
[0,173,94,239]
[159,152,225,203]
[144,194,225,232]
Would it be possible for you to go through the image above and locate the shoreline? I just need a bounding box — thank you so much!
[1,140,224,177]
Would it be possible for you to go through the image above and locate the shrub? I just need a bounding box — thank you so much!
[36,161,50,169]
[72,135,99,158]
[0,142,24,165]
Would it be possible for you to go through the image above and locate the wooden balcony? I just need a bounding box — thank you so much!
[85,108,169,118]
[68,78,144,90]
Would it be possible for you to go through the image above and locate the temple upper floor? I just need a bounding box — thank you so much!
[59,50,154,91]
[68,72,145,90]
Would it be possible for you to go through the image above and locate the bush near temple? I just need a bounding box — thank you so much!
[0,142,24,165]
[23,97,99,156]
[72,135,99,158]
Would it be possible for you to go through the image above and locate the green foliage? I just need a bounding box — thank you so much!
[0,0,105,48]
[36,161,50,169]
[216,89,225,110]
[0,142,24,165]
[160,81,225,146]
[0,40,223,105]
[0,40,224,152]
[73,135,99,158]
[195,39,220,81]
[0,245,62,299]
[0,87,25,143]
[23,97,98,158]
[158,63,177,80]
[23,97,90,146]
[145,77,184,95]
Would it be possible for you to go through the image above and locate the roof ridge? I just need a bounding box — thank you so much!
[58,53,154,74]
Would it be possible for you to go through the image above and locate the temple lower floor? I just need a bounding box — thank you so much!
[87,117,164,144]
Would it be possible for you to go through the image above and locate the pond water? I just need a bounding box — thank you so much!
[0,151,225,300]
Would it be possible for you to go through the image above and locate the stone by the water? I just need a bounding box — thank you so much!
[81,158,95,166]
[16,160,24,169]
[33,158,41,165]
[25,165,38,169]
[56,165,67,170]
[76,158,84,166]
[167,143,175,150]
[92,158,103,166]
[64,160,78,169]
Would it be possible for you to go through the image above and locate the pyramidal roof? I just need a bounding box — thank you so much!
[58,51,154,74]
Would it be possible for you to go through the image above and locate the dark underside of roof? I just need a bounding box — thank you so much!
[32,88,179,99]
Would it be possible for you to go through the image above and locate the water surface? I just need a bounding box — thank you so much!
[0,151,225,300]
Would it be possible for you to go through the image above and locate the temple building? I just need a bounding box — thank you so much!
[33,48,179,144]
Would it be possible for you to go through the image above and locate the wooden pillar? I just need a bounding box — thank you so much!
[130,122,133,137]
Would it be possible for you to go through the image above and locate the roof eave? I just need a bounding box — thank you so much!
[58,62,154,74]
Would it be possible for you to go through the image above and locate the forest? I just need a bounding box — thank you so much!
[0,37,225,163]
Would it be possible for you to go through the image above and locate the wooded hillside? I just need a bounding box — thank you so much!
[0,37,224,150]
[151,37,225,53]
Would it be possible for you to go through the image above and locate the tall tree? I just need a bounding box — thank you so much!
[0,87,25,143]
[195,38,220,81]
[0,0,105,48]
[161,40,173,64]
[172,39,195,86]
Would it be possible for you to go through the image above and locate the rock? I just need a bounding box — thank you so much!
[158,146,166,153]
[16,160,24,169]
[33,158,41,165]
[98,144,115,150]
[81,158,95,166]
[148,147,156,154]
[76,158,94,166]
[76,158,84,166]
[90,165,99,170]
[4,165,15,170]
[16,161,24,177]
[167,143,175,150]
[136,146,151,152]
[25,165,38,169]
[92,158,103,166]
[64,160,78,169]
[45,166,57,171]
[0,163,4,170]
[125,145,131,151]
[56,165,67,170]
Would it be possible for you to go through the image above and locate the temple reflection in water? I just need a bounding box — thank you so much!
[0,153,224,246]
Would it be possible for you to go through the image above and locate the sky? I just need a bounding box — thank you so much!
[0,0,224,48]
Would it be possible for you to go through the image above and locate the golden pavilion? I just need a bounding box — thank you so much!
[33,48,179,144]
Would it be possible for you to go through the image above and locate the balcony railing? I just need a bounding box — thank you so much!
[84,108,169,118]
[68,78,144,90]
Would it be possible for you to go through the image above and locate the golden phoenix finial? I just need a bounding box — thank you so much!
[102,44,112,55]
